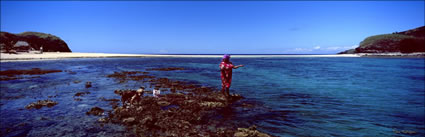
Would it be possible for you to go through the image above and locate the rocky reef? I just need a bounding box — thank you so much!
[0,31,71,53]
[234,125,271,137]
[107,71,153,83]
[0,68,62,81]
[93,88,256,136]
[88,70,272,137]
[5,67,272,136]
[146,67,185,71]
[74,92,91,97]
[86,107,105,116]
[25,100,58,109]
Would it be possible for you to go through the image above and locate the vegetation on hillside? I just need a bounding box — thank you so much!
[0,31,71,53]
[339,26,425,54]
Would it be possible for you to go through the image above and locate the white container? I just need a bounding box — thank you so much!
[153,89,160,97]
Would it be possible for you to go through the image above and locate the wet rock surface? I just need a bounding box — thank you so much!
[146,67,185,71]
[393,129,417,135]
[73,80,81,83]
[0,68,62,81]
[98,97,120,108]
[0,68,62,77]
[74,91,90,97]
[73,92,91,101]
[85,82,92,88]
[94,71,272,137]
[86,107,105,116]
[107,71,153,83]
[0,77,19,81]
[102,91,247,136]
[25,100,58,109]
[234,125,271,137]
[99,97,120,102]
[3,68,272,137]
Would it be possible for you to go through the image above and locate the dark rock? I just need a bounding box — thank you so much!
[122,117,136,124]
[146,67,185,71]
[98,97,120,108]
[107,71,154,83]
[86,107,104,116]
[99,97,120,102]
[228,93,245,102]
[25,100,58,109]
[85,82,92,88]
[144,90,153,94]
[47,95,57,98]
[234,125,271,137]
[100,71,268,136]
[157,101,170,107]
[393,129,417,135]
[0,68,62,77]
[106,87,244,136]
[199,102,224,108]
[140,115,153,125]
[74,91,90,97]
[98,118,107,123]
[0,77,19,81]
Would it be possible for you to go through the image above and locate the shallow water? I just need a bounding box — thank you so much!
[1,57,424,136]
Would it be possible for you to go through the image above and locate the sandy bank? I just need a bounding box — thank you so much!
[0,52,360,62]
[357,52,425,58]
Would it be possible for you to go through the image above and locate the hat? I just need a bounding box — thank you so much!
[223,54,230,59]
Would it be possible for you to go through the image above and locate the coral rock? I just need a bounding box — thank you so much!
[86,107,104,116]
[25,100,58,109]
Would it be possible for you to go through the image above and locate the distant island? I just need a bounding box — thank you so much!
[339,26,425,55]
[0,31,71,53]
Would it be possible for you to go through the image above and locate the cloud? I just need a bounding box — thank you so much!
[293,48,312,52]
[325,45,358,51]
[289,46,319,52]
[159,49,168,53]
[283,45,358,54]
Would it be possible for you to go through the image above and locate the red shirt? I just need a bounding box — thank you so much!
[220,61,234,88]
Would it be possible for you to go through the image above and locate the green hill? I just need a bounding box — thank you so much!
[339,26,425,54]
[0,31,71,52]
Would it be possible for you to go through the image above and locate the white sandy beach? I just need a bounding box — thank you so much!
[0,52,361,62]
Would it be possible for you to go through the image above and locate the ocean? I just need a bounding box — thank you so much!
[0,57,424,137]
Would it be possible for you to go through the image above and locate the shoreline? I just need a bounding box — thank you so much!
[2,52,424,62]
[356,52,425,58]
[1,52,361,62]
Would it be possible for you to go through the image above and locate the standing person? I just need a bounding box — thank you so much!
[220,54,244,97]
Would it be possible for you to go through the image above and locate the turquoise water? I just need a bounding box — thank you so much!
[1,57,424,136]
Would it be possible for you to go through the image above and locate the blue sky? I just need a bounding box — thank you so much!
[1,1,424,54]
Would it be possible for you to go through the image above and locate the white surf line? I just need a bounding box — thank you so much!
[1,53,361,62]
